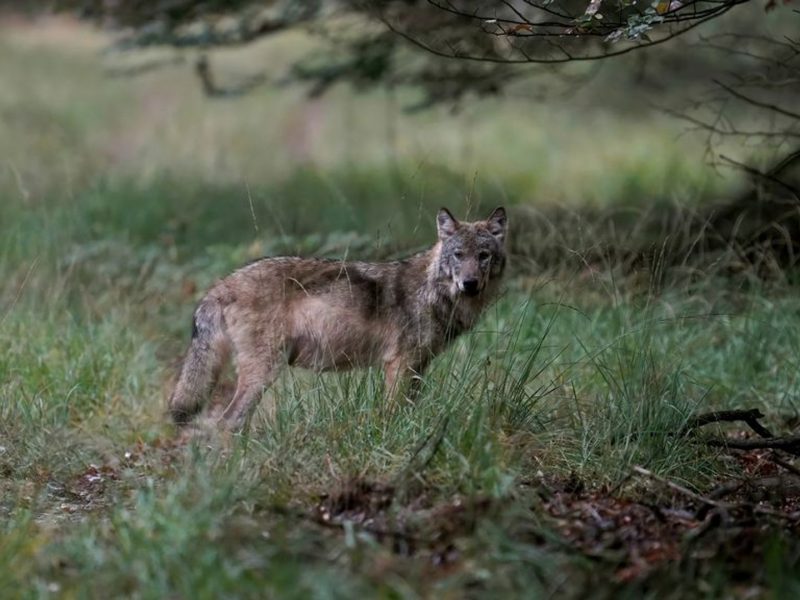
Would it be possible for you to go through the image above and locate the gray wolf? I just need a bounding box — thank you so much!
[169,206,508,429]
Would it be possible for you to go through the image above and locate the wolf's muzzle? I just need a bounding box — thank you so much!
[461,279,480,296]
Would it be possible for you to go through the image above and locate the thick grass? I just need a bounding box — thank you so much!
[2,16,800,599]
[5,206,800,596]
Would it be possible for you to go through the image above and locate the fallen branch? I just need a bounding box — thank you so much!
[705,436,800,455]
[709,475,800,501]
[682,409,773,438]
[632,466,799,522]
[685,408,800,458]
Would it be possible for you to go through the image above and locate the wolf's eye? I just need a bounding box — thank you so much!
[454,251,464,259]
[478,251,491,261]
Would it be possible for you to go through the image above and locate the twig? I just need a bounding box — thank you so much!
[379,3,741,65]
[632,466,730,509]
[713,79,800,121]
[268,502,428,545]
[769,147,800,177]
[707,479,744,500]
[769,454,800,477]
[685,508,725,541]
[311,512,423,544]
[719,154,800,200]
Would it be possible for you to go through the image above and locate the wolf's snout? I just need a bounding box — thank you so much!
[462,279,480,296]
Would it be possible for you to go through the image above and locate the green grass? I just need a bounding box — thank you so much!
[5,220,800,596]
[2,16,800,600]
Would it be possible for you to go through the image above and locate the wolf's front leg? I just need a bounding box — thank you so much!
[383,358,427,405]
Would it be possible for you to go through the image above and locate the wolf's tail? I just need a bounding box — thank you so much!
[168,298,229,425]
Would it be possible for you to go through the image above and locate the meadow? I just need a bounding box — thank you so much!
[2,15,800,599]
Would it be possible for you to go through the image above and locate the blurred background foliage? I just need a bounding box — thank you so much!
[2,0,798,346]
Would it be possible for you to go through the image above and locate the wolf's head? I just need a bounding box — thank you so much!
[435,206,507,298]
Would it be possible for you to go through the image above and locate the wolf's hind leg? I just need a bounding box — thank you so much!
[220,354,282,431]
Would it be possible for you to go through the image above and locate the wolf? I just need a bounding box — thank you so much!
[169,206,508,429]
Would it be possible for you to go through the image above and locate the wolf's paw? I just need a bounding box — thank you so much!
[173,415,228,446]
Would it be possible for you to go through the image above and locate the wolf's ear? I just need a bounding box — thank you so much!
[486,206,507,242]
[437,207,459,240]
